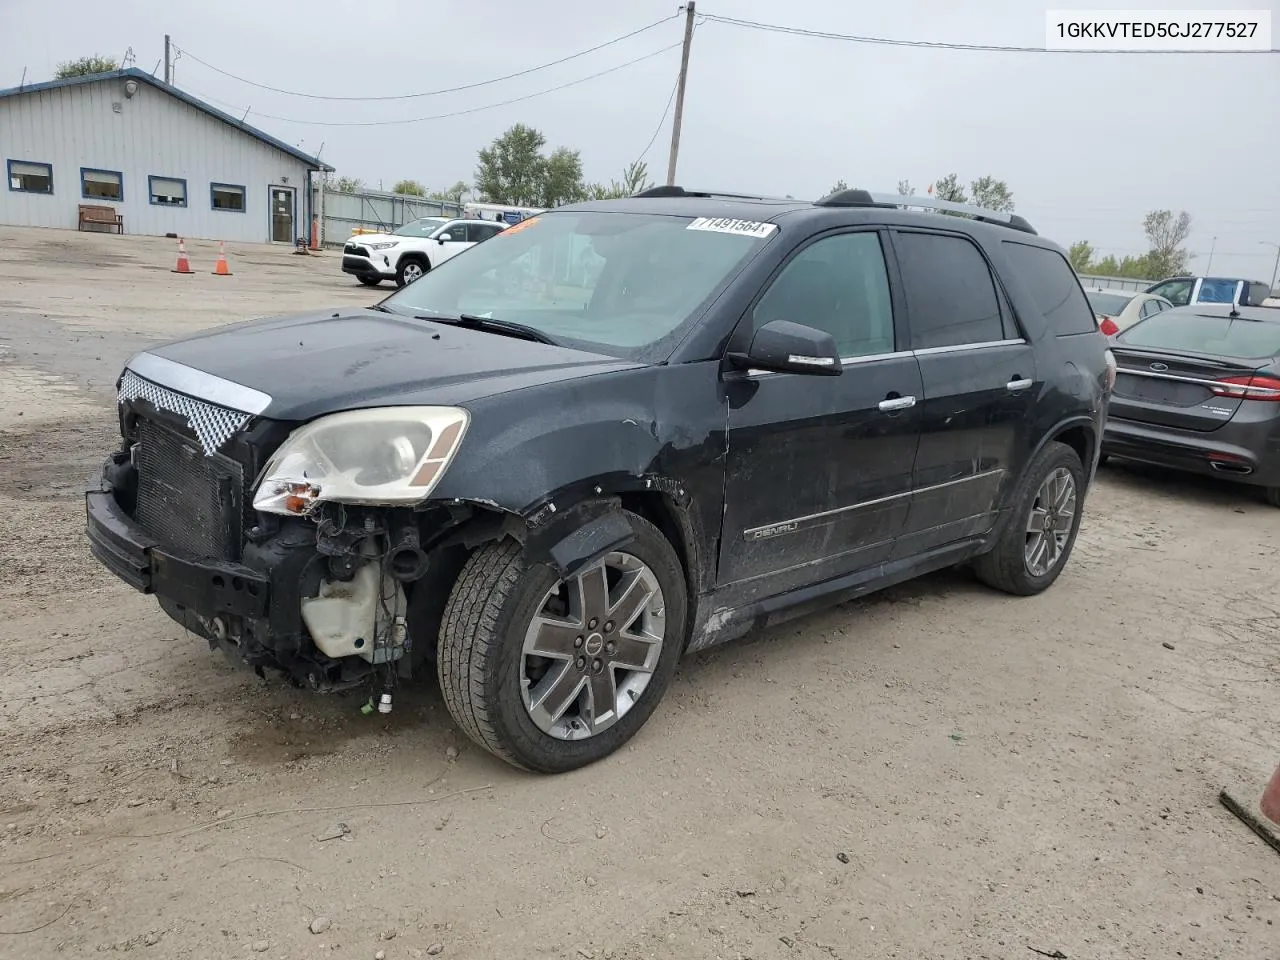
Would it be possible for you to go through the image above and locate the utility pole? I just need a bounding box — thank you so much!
[164,35,171,85]
[665,2,696,187]
[1205,235,1217,274]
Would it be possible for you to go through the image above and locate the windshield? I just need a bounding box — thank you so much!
[392,218,450,238]
[1195,278,1241,304]
[377,210,776,361]
[1117,312,1280,360]
[1086,292,1133,316]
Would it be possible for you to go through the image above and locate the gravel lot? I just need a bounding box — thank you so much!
[1,226,1278,960]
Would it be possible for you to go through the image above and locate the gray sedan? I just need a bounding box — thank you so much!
[1101,303,1280,506]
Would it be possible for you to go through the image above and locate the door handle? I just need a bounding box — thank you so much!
[878,395,916,412]
[1007,378,1033,391]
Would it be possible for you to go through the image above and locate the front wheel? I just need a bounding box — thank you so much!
[973,441,1086,596]
[437,511,687,773]
[395,257,428,287]
[357,275,382,287]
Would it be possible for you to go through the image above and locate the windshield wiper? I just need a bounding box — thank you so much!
[413,311,560,346]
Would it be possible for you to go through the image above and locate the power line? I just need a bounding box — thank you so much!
[633,69,681,168]
[185,43,683,128]
[700,12,1280,54]
[173,14,678,102]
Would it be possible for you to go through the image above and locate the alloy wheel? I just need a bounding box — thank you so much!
[1024,466,1077,577]
[520,552,666,740]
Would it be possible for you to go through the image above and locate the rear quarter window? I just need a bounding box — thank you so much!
[1002,241,1097,335]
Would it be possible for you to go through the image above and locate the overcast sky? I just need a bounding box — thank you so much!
[4,0,1278,281]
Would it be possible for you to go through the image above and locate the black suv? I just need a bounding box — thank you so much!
[86,187,1115,773]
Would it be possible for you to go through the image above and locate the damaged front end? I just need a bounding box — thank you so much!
[86,365,491,706]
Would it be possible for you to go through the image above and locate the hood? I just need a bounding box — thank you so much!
[346,232,398,245]
[128,308,642,422]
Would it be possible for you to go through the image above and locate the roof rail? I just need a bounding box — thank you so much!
[631,185,793,202]
[815,189,1037,235]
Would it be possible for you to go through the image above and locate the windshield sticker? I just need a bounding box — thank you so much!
[497,217,540,237]
[686,217,778,239]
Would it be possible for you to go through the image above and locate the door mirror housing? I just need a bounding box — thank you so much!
[437,233,453,243]
[728,319,843,376]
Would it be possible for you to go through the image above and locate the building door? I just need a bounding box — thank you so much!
[270,186,295,243]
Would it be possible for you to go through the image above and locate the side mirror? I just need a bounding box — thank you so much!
[437,233,452,243]
[728,319,842,376]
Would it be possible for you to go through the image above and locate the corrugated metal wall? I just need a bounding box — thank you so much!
[0,78,314,243]
[319,188,464,246]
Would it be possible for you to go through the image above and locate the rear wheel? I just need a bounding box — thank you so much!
[973,441,1085,596]
[437,511,686,773]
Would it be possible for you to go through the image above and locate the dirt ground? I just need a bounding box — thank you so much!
[1,225,1278,960]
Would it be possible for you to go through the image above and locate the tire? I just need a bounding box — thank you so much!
[357,275,381,287]
[437,511,687,773]
[973,441,1086,597]
[395,257,428,287]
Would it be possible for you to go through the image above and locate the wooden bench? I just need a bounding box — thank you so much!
[78,204,123,234]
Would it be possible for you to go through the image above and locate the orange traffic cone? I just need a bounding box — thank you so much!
[171,238,193,274]
[1262,761,1280,826]
[212,240,233,276]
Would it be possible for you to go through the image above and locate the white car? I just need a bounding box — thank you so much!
[1085,288,1174,335]
[341,217,507,287]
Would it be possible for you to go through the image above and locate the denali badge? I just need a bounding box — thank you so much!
[746,520,799,542]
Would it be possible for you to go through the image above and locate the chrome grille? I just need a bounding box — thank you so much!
[118,369,248,456]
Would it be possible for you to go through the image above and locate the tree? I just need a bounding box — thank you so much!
[475,123,551,207]
[1067,241,1094,273]
[429,181,470,206]
[585,160,655,200]
[933,173,967,203]
[391,179,426,196]
[969,175,1014,212]
[897,179,914,196]
[55,55,118,78]
[620,160,653,196]
[1142,209,1192,278]
[827,179,849,195]
[542,147,587,207]
[326,175,364,194]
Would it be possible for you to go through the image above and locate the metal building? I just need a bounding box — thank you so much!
[0,68,332,244]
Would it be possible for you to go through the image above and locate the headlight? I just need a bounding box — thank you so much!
[367,241,399,250]
[252,406,469,515]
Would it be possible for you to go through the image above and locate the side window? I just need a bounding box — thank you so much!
[1000,241,1097,336]
[751,232,895,359]
[1139,299,1157,319]
[1151,278,1193,306]
[895,232,1004,349]
[471,224,501,242]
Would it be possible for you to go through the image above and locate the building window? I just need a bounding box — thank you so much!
[211,182,246,212]
[81,168,123,202]
[7,160,53,194]
[148,175,187,207]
